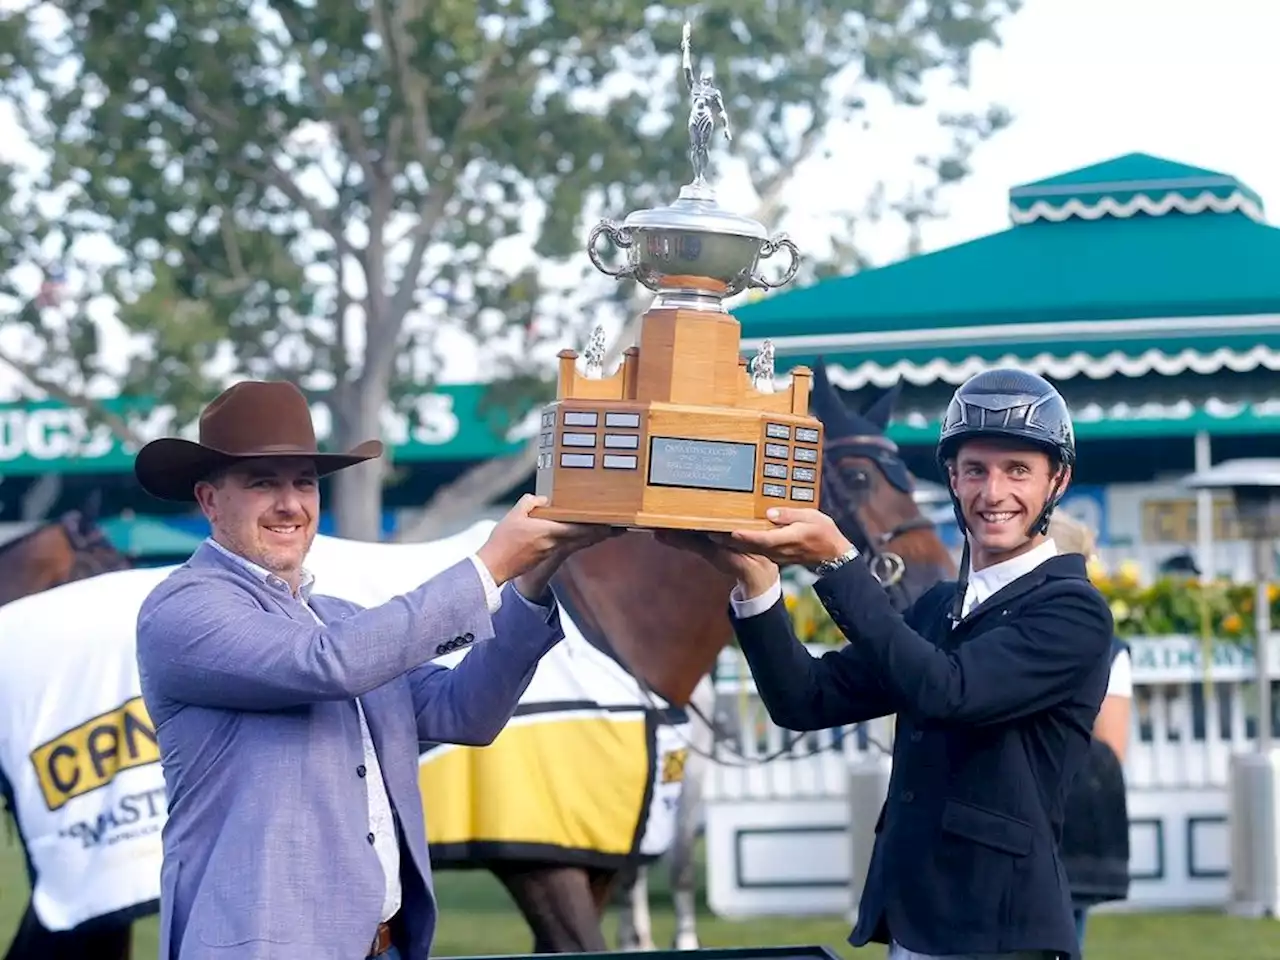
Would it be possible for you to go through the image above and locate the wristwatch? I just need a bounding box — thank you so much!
[812,545,860,578]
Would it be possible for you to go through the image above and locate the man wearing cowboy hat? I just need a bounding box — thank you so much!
[132,380,614,960]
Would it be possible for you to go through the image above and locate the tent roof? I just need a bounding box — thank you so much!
[733,152,1280,389]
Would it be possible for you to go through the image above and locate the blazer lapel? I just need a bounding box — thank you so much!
[953,566,1053,637]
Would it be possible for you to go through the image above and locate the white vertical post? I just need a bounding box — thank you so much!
[1194,430,1213,582]
[1254,539,1273,755]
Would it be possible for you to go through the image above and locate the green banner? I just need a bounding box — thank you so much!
[0,386,532,476]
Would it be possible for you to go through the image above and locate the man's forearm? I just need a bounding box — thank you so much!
[731,572,901,728]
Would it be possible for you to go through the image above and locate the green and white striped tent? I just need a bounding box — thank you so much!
[732,152,1280,451]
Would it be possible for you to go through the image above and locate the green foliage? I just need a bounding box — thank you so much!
[1092,565,1268,642]
[0,0,1019,532]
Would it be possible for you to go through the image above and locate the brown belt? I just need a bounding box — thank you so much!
[368,921,393,957]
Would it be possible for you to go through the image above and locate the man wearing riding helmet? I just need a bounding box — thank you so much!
[658,368,1114,960]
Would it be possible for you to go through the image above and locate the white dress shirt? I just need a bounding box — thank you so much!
[205,538,505,923]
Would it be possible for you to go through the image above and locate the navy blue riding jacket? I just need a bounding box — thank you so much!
[729,553,1113,959]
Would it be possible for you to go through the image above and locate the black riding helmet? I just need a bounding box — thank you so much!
[934,368,1077,621]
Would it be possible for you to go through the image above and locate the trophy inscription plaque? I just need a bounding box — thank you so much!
[530,20,824,532]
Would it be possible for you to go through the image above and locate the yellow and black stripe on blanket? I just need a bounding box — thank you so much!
[419,700,688,869]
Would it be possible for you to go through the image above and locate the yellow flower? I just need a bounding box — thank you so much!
[1269,584,1280,603]
[1109,599,1131,622]
[784,593,798,612]
[1117,560,1142,588]
[1085,555,1108,583]
[1223,613,1243,635]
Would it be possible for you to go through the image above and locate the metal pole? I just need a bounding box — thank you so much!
[1254,536,1273,755]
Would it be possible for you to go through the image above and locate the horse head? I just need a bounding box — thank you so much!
[0,503,134,609]
[809,357,956,610]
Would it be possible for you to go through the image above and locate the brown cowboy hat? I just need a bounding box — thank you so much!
[133,380,384,502]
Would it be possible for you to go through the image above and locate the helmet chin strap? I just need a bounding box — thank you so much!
[948,537,971,624]
[947,466,1069,625]
[1029,467,1069,537]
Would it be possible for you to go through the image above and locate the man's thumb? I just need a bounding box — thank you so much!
[764,507,799,525]
[516,493,547,514]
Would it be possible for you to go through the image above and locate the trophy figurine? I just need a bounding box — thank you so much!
[530,19,823,531]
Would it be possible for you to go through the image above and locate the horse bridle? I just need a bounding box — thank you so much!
[60,512,133,580]
[820,433,936,606]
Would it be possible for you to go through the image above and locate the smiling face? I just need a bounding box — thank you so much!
[193,457,320,591]
[947,436,1069,571]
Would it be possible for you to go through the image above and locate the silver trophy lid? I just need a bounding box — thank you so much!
[622,194,768,240]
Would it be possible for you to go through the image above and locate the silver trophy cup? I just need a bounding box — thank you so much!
[586,20,801,312]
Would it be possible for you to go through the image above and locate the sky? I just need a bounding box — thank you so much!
[2,0,1279,396]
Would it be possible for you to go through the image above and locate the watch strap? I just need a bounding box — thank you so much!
[813,546,860,577]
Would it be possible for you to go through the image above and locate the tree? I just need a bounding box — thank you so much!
[0,0,1019,540]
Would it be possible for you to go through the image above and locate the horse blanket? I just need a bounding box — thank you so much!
[0,521,686,932]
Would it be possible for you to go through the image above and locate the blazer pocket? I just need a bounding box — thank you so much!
[940,798,1033,857]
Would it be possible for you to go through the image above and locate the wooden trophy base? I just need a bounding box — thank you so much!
[529,305,823,533]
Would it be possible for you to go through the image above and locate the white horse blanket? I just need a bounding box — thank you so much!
[0,522,686,931]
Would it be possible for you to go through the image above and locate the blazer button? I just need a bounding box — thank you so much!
[902,790,915,803]
[464,632,474,642]
[367,832,375,845]
[357,764,367,778]
[435,642,449,655]
[910,731,923,742]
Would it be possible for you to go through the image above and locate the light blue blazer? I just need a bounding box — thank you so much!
[135,542,563,959]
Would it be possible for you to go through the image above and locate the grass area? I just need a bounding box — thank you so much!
[2,836,1278,959]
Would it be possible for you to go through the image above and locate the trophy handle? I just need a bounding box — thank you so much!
[587,220,638,279]
[747,234,800,290]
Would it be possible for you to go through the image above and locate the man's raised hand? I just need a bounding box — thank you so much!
[476,494,617,586]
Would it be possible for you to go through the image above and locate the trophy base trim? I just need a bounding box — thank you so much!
[529,506,774,533]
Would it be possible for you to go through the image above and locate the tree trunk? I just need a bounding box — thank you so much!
[330,460,385,541]
[329,386,387,541]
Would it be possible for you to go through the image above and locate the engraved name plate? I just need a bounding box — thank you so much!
[647,437,757,493]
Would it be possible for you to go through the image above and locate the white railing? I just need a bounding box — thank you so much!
[701,635,1280,914]
[705,635,1280,802]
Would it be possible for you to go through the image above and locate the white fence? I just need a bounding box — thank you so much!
[701,635,1280,918]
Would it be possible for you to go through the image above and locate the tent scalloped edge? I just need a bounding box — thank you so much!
[1009,189,1265,225]
[805,345,1280,390]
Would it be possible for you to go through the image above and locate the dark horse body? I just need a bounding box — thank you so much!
[1,363,958,959]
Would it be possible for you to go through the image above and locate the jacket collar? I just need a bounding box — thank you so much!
[957,551,1093,629]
